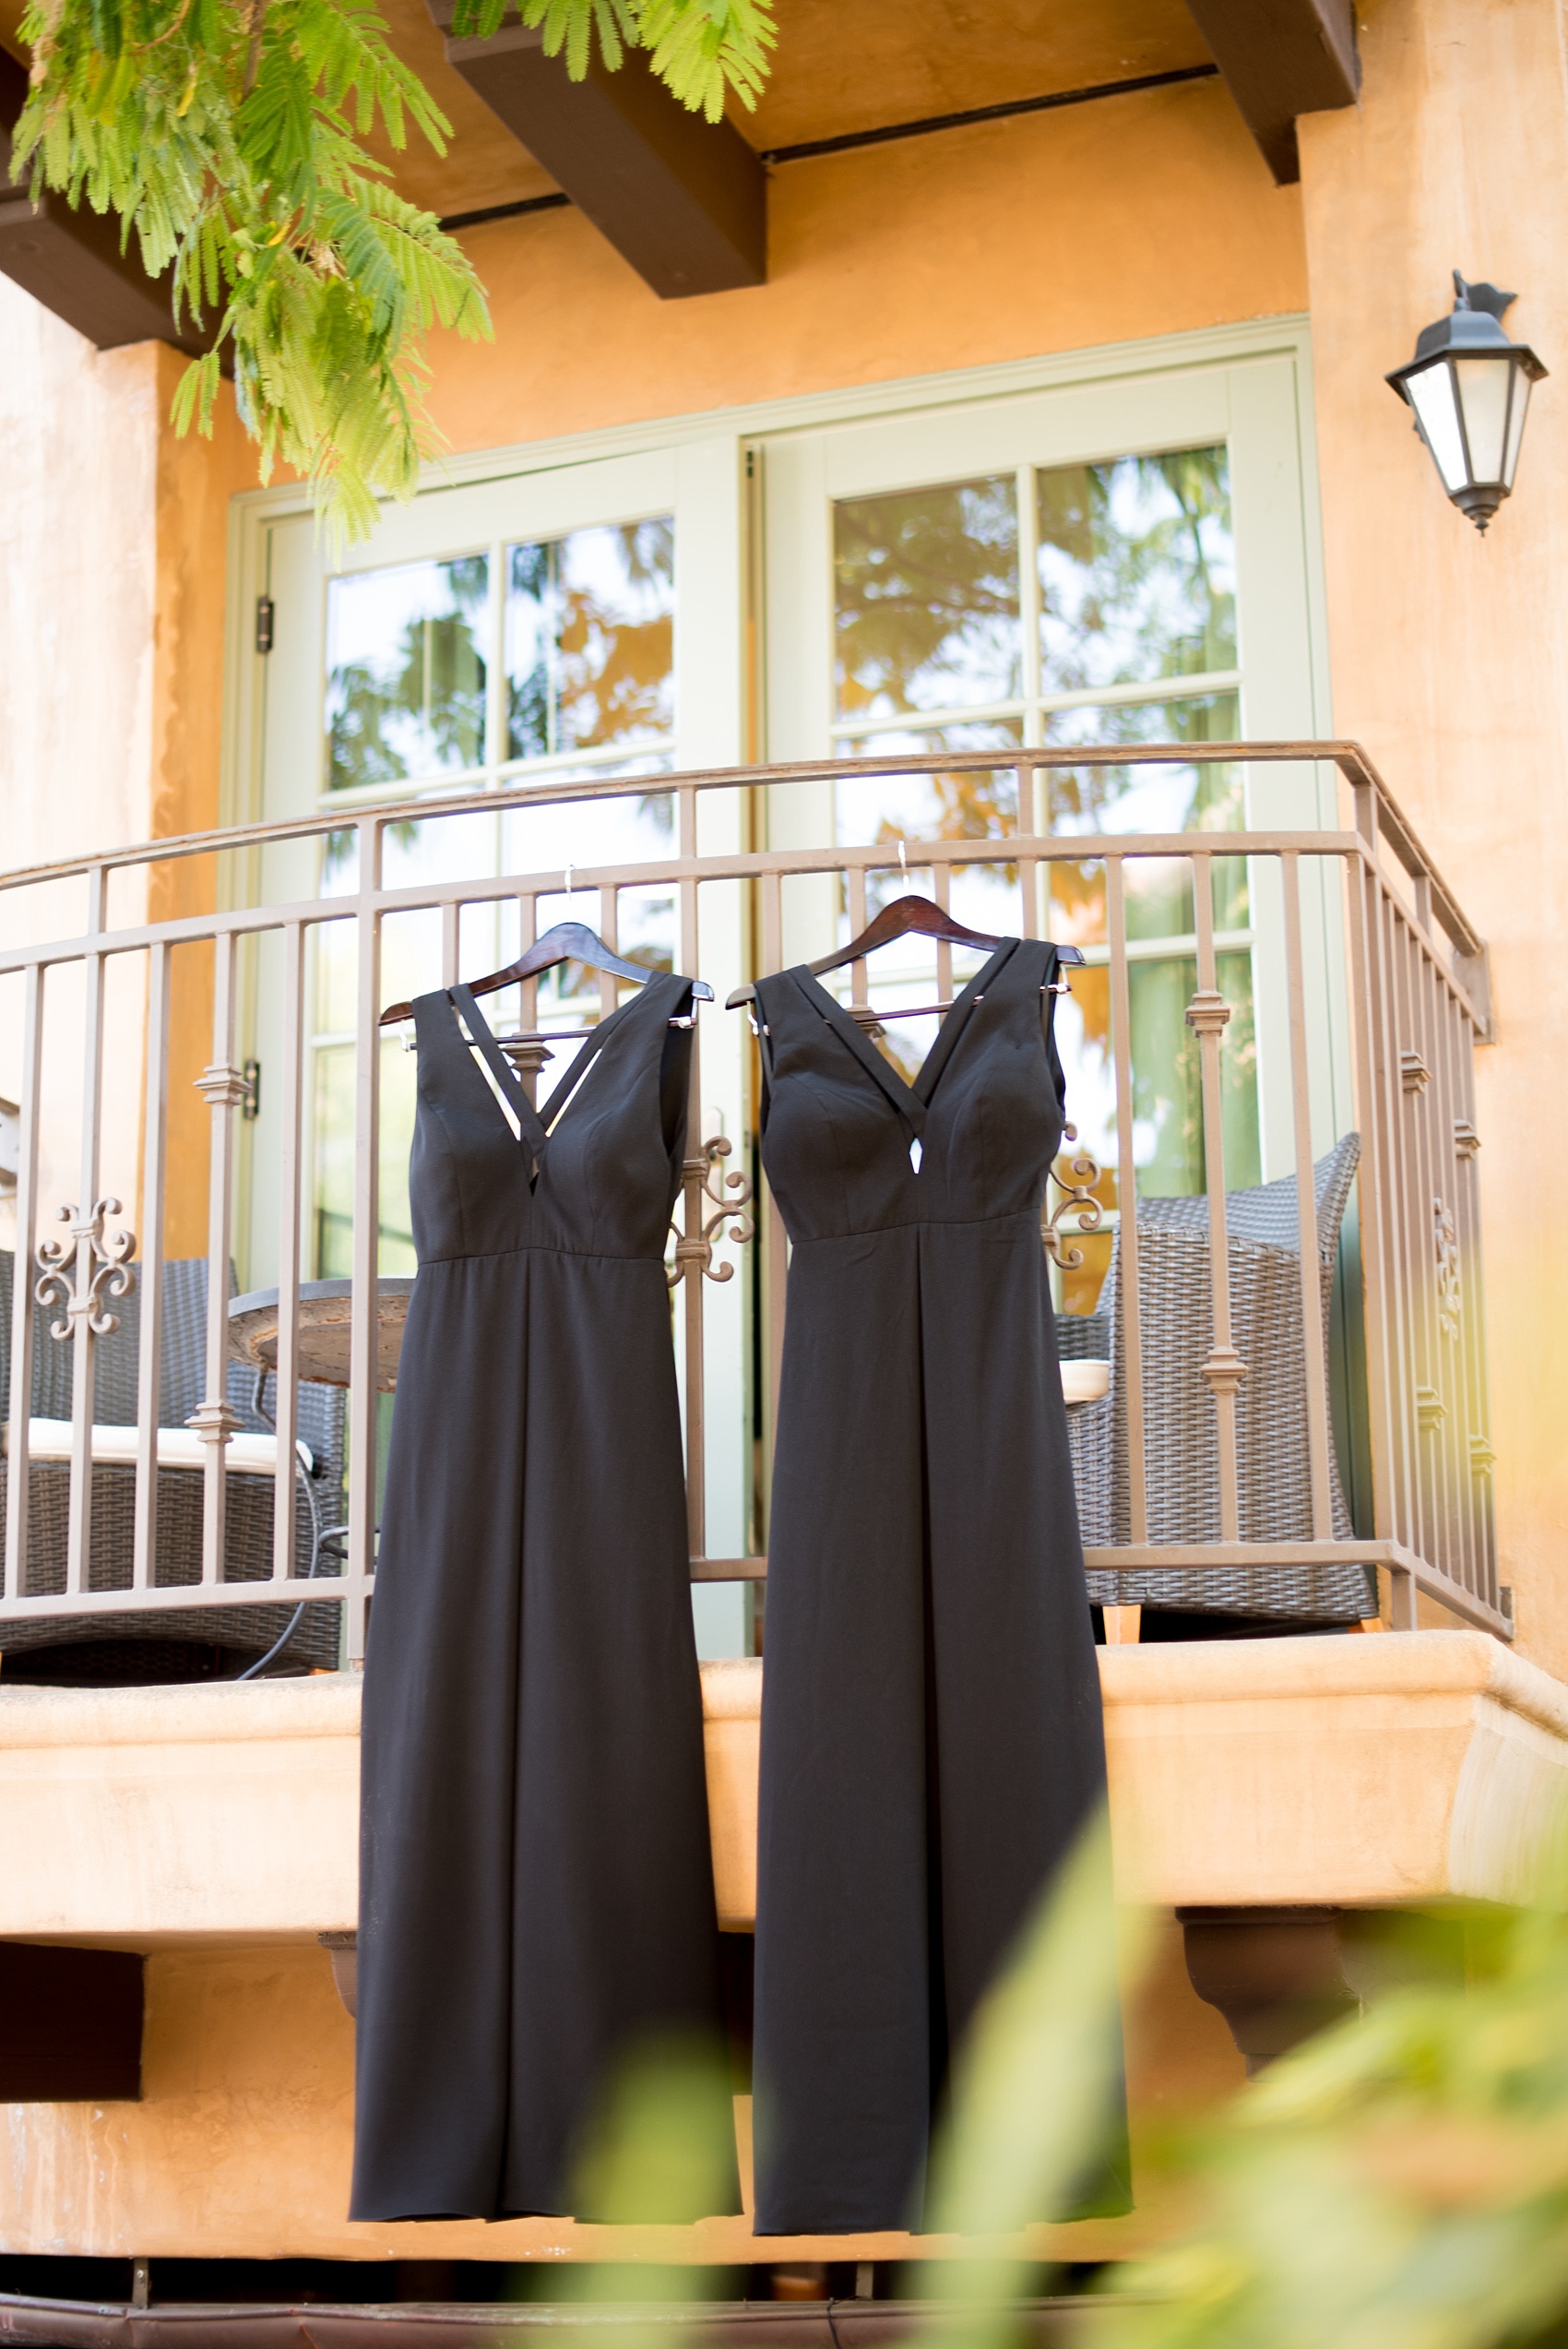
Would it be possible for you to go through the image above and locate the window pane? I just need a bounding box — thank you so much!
[312,1038,418,1278]
[1042,691,1245,943]
[327,556,488,792]
[500,766,676,873]
[505,519,674,761]
[1037,447,1236,694]
[835,476,1020,721]
[1053,944,1260,1236]
[834,721,1023,937]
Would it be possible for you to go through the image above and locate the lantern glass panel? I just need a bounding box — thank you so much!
[1503,367,1533,488]
[1453,355,1515,484]
[1407,361,1469,492]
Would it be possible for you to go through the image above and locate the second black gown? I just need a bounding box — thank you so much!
[750,938,1125,2235]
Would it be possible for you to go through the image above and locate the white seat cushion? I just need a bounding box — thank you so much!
[4,1420,285,1477]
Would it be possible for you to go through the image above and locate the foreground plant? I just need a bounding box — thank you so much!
[1107,1902,1568,2349]
[11,0,776,540]
[909,1795,1568,2349]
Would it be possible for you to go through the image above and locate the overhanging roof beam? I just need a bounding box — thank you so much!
[1182,0,1360,184]
[431,11,766,298]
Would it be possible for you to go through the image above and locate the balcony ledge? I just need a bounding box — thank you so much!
[0,1629,1562,1946]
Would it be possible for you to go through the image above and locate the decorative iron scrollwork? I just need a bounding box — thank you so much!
[668,1136,755,1289]
[1042,1125,1105,1271]
[1434,1195,1462,1341]
[34,1198,137,1341]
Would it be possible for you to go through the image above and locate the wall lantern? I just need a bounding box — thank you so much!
[1387,273,1547,531]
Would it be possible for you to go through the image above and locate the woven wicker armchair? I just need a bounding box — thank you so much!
[1064,1133,1376,1626]
[0,1254,344,1677]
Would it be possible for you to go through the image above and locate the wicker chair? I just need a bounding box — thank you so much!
[1065,1133,1376,1625]
[0,1254,344,1677]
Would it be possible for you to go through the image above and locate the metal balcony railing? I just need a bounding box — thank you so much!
[0,744,1503,1661]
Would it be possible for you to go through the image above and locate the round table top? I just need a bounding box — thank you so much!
[228,1279,415,1391]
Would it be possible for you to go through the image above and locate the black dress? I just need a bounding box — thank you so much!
[350,974,738,2224]
[750,938,1122,2235]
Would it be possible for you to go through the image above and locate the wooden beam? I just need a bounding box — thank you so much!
[0,48,218,356]
[431,10,765,298]
[0,1943,142,2100]
[1181,0,1360,184]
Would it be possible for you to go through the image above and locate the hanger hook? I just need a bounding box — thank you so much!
[897,838,908,876]
[564,863,574,898]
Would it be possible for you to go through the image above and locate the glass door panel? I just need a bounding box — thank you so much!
[761,350,1332,1316]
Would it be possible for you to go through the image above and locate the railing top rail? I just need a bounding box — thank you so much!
[0,738,1481,964]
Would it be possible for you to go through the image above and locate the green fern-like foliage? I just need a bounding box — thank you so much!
[448,0,777,123]
[12,0,776,537]
[14,0,496,540]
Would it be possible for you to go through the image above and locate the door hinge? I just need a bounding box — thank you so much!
[255,595,275,655]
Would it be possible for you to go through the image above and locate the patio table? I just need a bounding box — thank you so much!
[228,1280,416,1392]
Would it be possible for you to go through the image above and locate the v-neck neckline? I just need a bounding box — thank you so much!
[796,941,1016,1128]
[446,975,671,1163]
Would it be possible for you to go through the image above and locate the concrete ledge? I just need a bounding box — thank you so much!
[0,1675,363,1751]
[1099,1629,1568,1910]
[0,1631,1563,1942]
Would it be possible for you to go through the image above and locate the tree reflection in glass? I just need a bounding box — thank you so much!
[830,445,1253,1260]
[327,554,488,792]
[1037,447,1236,698]
[506,519,675,761]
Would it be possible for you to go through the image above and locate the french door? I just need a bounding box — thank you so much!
[237,440,754,1648]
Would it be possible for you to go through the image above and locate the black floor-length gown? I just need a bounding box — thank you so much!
[351,973,738,2224]
[750,937,1124,2236]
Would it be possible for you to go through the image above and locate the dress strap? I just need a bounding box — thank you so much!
[539,975,691,1134]
[1037,942,1068,1116]
[450,984,550,1164]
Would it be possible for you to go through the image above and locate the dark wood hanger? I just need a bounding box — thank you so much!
[381,920,713,1027]
[726,893,1085,1010]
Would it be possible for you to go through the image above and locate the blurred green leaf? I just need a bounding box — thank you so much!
[574,2031,739,2231]
[922,1807,1145,2349]
[1103,1811,1568,2349]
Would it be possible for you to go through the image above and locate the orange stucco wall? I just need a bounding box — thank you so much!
[424,73,1307,458]
[147,351,259,1258]
[0,1920,1239,2263]
[1299,0,1568,1677]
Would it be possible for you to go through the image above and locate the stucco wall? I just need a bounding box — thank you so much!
[146,348,258,1260]
[0,1924,1236,2266]
[1299,0,1568,1676]
[0,292,160,1248]
[0,304,255,1261]
[424,74,1308,456]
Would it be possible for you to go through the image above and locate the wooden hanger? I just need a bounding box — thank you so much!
[381,920,713,1029]
[726,893,1085,1013]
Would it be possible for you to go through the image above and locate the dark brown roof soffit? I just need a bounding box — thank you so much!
[1181,0,1360,184]
[431,2,765,299]
[438,65,1224,238]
